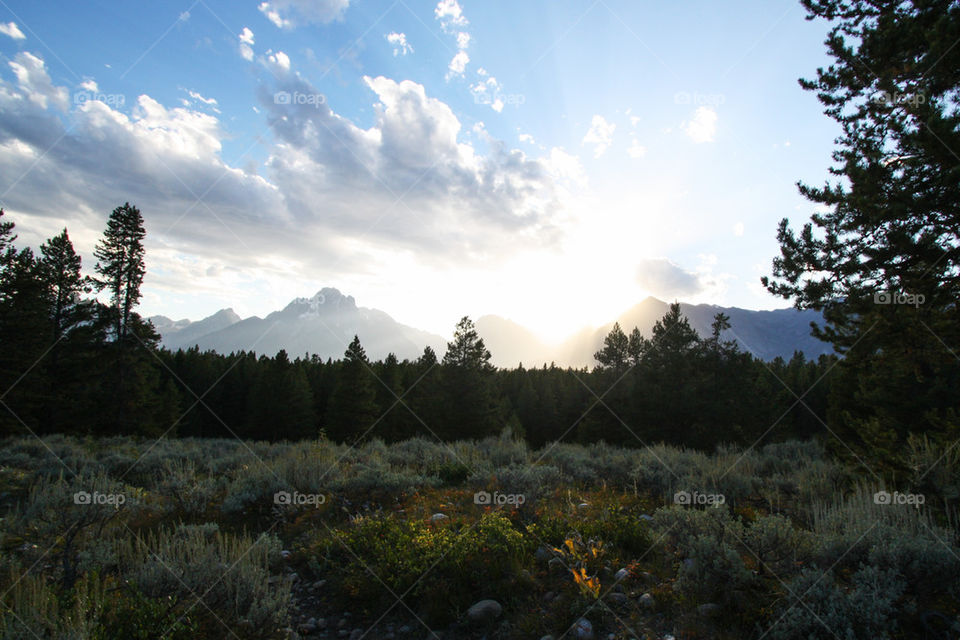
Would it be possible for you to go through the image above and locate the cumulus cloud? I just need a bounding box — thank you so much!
[582,115,615,158]
[0,21,25,40]
[266,50,291,72]
[187,90,217,106]
[733,221,744,237]
[239,27,255,61]
[386,32,413,57]
[260,73,582,256]
[8,52,69,111]
[259,0,349,27]
[0,49,582,297]
[447,50,469,78]
[683,106,717,143]
[435,0,467,29]
[635,258,705,298]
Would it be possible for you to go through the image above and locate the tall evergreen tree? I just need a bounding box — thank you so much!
[94,203,146,343]
[325,336,379,444]
[594,323,631,373]
[762,0,960,469]
[441,317,498,440]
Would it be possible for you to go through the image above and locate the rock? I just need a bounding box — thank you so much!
[430,513,448,522]
[337,631,348,638]
[572,618,594,640]
[338,618,349,629]
[539,636,555,640]
[607,592,629,606]
[280,549,292,559]
[349,629,364,640]
[298,621,316,635]
[639,514,654,522]
[548,557,566,573]
[312,579,327,590]
[697,603,721,617]
[542,591,556,603]
[614,567,629,582]
[638,592,654,608]
[398,625,412,634]
[287,630,300,640]
[577,502,590,510]
[306,617,318,628]
[315,618,327,629]
[466,599,503,624]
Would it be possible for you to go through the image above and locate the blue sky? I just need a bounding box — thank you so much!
[0,0,837,341]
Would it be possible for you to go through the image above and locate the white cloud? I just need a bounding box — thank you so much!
[386,32,413,57]
[79,79,98,92]
[435,0,467,29]
[447,50,469,78]
[239,27,255,60]
[456,32,471,50]
[267,50,291,72]
[187,90,218,106]
[259,0,349,27]
[683,106,718,143]
[518,133,534,144]
[582,115,616,158]
[0,21,25,40]
[733,221,744,237]
[636,258,704,297]
[627,139,646,158]
[8,52,69,111]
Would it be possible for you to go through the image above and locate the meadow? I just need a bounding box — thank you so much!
[1,433,957,639]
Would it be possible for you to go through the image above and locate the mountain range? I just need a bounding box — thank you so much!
[149,288,832,366]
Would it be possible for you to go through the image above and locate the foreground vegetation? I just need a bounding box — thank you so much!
[1,434,957,639]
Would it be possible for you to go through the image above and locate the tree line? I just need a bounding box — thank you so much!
[0,205,833,451]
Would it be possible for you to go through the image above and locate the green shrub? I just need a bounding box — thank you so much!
[767,564,904,640]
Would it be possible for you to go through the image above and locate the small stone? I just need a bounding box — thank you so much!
[614,567,629,582]
[280,550,293,559]
[430,513,448,522]
[542,591,556,603]
[697,602,721,617]
[298,621,316,635]
[548,557,566,573]
[539,636,555,640]
[337,631,348,638]
[639,514,653,521]
[577,502,590,510]
[398,625,412,634]
[349,629,364,640]
[466,599,502,624]
[607,592,629,606]
[338,618,348,629]
[313,579,327,590]
[638,592,654,608]
[573,618,594,640]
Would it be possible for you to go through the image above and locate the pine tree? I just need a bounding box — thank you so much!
[325,336,379,444]
[594,322,630,373]
[39,229,85,343]
[762,0,960,469]
[94,203,146,343]
[441,317,498,440]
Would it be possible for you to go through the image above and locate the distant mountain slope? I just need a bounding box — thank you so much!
[150,288,447,361]
[151,292,830,367]
[477,298,831,368]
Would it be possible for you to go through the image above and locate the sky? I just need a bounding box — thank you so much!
[0,0,838,342]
